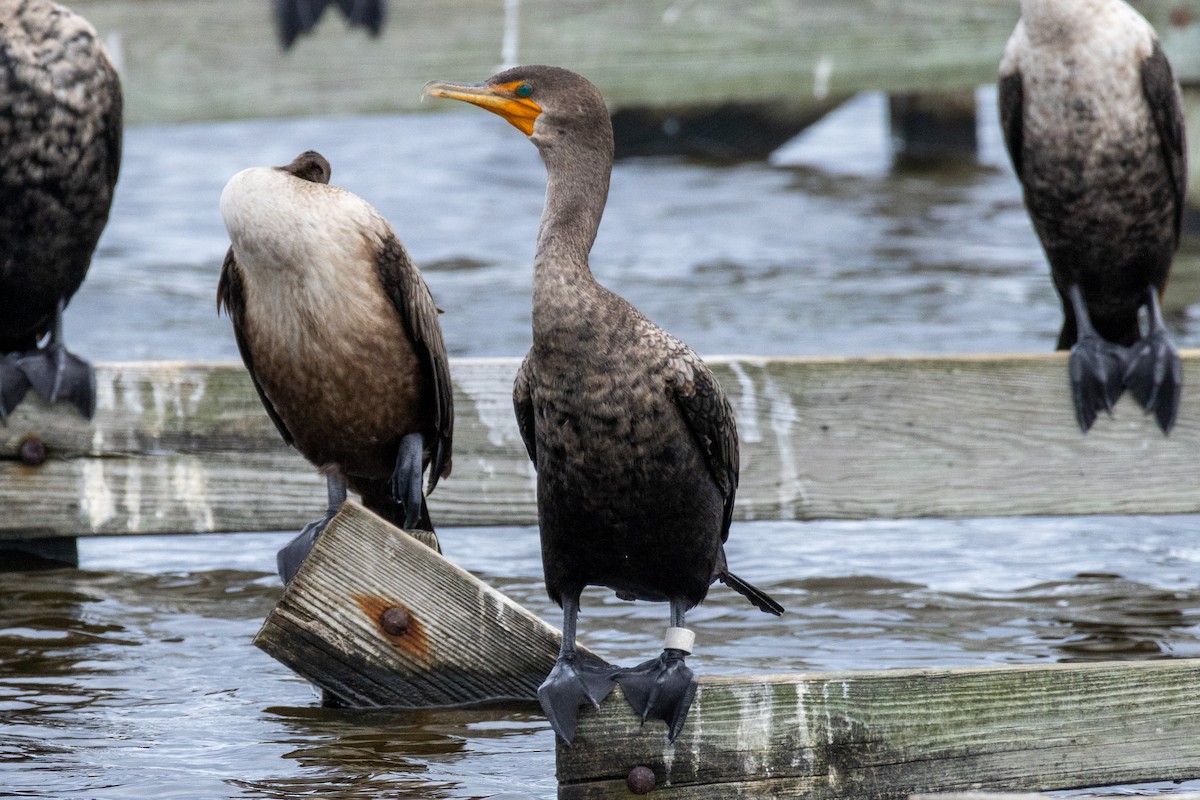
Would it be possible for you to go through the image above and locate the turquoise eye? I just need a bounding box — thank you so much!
[515,83,533,98]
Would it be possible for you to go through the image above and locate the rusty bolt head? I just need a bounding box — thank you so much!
[1171,7,1193,27]
[19,435,46,467]
[627,765,655,795]
[379,606,410,636]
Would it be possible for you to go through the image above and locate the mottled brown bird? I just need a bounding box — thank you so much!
[999,0,1186,433]
[425,66,783,745]
[0,0,122,421]
[218,151,453,582]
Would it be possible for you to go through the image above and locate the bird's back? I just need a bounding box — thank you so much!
[528,283,730,607]
[0,0,121,345]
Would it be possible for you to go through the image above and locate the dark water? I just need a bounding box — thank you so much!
[6,88,1200,797]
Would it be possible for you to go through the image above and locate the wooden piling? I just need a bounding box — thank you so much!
[557,661,1200,798]
[253,501,605,706]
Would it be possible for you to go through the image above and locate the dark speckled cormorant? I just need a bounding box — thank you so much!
[424,67,784,745]
[218,150,453,582]
[273,0,386,50]
[999,0,1186,433]
[0,0,122,421]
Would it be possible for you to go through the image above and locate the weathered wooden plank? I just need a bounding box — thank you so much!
[557,661,1200,798]
[911,796,1200,800]
[3,354,1200,539]
[68,0,1200,127]
[253,501,604,706]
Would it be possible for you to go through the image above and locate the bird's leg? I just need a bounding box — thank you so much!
[276,472,347,583]
[1123,285,1182,434]
[613,598,699,742]
[0,353,32,423]
[538,594,618,746]
[16,299,96,419]
[390,432,428,531]
[1065,284,1126,432]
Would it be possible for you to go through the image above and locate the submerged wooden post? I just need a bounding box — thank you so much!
[254,501,605,706]
[557,661,1200,798]
[888,90,978,164]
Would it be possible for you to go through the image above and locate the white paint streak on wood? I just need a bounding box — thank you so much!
[80,460,115,530]
[762,373,804,517]
[122,460,142,532]
[727,361,762,444]
[172,458,215,531]
[735,683,774,776]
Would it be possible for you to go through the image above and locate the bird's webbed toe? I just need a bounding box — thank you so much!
[1124,328,1182,434]
[390,431,427,530]
[1068,334,1126,432]
[538,653,619,745]
[0,354,32,422]
[614,648,698,742]
[18,344,96,419]
[276,509,337,584]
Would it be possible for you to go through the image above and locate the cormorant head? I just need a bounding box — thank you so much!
[276,150,332,184]
[422,65,611,157]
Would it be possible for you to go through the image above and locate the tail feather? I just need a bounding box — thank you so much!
[719,571,784,616]
[335,0,386,35]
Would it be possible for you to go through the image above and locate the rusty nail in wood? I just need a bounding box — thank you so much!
[19,435,46,467]
[379,606,410,635]
[627,765,655,794]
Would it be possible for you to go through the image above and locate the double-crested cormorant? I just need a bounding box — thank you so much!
[0,0,122,421]
[273,0,386,50]
[999,0,1187,433]
[424,66,783,744]
[218,150,453,582]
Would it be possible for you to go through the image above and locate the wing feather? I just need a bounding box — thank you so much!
[374,231,454,492]
[216,248,295,447]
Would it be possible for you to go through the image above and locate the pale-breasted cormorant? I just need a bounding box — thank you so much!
[999,0,1187,433]
[424,66,783,745]
[218,150,453,582]
[0,0,122,421]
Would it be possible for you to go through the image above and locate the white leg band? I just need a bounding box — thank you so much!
[664,627,695,654]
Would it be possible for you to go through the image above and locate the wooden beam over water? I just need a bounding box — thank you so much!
[72,0,1200,127]
[557,661,1200,798]
[2,354,1199,541]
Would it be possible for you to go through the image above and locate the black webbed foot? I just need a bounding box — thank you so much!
[276,511,336,584]
[277,474,347,583]
[1123,287,1180,434]
[537,653,619,745]
[1124,323,1182,435]
[1068,334,1126,432]
[614,649,698,742]
[0,354,32,423]
[390,431,427,530]
[18,344,96,419]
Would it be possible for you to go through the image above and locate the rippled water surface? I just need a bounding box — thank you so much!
[6,88,1200,798]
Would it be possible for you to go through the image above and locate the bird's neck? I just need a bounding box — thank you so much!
[531,139,613,322]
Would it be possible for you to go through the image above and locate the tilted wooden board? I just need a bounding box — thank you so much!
[2,354,1199,540]
[253,501,604,706]
[557,661,1200,798]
